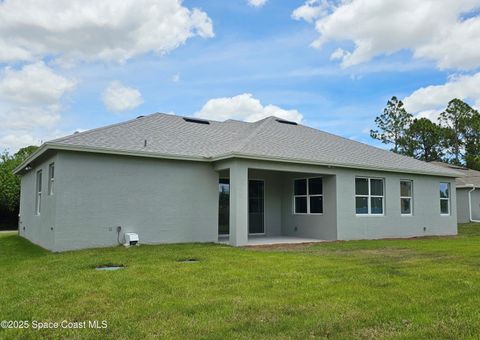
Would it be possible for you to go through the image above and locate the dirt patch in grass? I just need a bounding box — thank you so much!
[244,242,320,251]
[177,258,199,263]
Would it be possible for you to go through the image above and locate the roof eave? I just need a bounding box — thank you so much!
[457,184,479,189]
[13,144,49,175]
[13,143,210,175]
[14,143,459,178]
[211,152,460,178]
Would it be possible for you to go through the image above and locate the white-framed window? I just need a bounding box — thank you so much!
[355,177,384,215]
[293,177,323,214]
[440,182,450,215]
[400,180,413,215]
[48,163,55,195]
[35,170,42,215]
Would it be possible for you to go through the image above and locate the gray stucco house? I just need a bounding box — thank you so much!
[431,162,480,224]
[15,113,460,251]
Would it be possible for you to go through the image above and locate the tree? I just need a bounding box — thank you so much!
[401,118,445,162]
[462,109,480,170]
[0,146,38,224]
[370,96,413,153]
[439,98,475,165]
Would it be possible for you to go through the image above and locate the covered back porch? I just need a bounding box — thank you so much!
[215,159,338,246]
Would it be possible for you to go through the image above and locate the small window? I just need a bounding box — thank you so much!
[400,180,413,215]
[440,182,450,215]
[35,170,42,215]
[48,163,55,195]
[294,179,307,195]
[355,177,384,215]
[294,177,323,214]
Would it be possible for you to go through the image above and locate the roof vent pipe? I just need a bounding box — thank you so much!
[183,117,210,125]
[144,139,147,148]
[275,119,298,125]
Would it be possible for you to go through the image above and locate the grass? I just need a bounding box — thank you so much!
[1,225,480,339]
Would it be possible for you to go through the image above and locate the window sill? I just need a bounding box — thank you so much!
[293,213,324,216]
[356,214,384,217]
[401,214,413,217]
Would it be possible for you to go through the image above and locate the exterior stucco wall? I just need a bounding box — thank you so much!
[247,169,337,239]
[456,189,471,224]
[215,158,457,242]
[281,173,337,240]
[335,168,457,240]
[18,155,57,250]
[52,151,218,251]
[18,152,458,251]
[470,189,480,221]
[215,159,339,242]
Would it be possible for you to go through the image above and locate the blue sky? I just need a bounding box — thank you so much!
[1,0,479,152]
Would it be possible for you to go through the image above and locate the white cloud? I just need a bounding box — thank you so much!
[0,0,214,64]
[102,81,144,113]
[403,72,480,120]
[0,134,40,153]
[292,0,329,23]
[0,62,76,152]
[293,0,480,69]
[0,62,76,108]
[248,0,267,7]
[0,130,71,153]
[195,93,303,123]
[0,62,76,130]
[172,73,180,82]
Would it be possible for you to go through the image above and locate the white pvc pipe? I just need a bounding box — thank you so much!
[468,186,480,223]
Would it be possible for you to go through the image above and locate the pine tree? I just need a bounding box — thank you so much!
[401,118,444,162]
[370,96,413,153]
[439,99,475,165]
[462,109,480,170]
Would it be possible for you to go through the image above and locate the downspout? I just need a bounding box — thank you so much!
[468,185,480,223]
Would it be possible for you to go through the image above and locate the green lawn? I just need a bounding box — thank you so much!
[1,225,480,339]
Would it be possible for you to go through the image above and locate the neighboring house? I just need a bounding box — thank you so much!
[431,162,480,224]
[14,113,460,251]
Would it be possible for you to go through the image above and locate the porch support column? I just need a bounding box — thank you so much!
[229,161,248,246]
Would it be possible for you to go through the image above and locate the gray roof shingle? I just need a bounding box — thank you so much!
[44,113,459,177]
[430,162,480,187]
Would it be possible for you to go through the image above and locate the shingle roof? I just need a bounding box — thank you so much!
[28,113,460,177]
[430,162,480,187]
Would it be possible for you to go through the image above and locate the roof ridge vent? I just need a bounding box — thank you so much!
[275,118,298,126]
[183,117,210,125]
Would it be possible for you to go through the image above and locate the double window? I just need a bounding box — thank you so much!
[294,177,323,214]
[355,177,384,215]
[400,180,413,215]
[440,182,450,215]
[48,163,55,195]
[35,170,42,215]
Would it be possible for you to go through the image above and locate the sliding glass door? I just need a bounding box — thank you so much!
[248,180,265,234]
[218,178,265,236]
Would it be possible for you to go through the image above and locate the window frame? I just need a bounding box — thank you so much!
[400,179,413,216]
[48,163,55,196]
[355,177,385,216]
[293,177,324,215]
[439,182,450,216]
[35,170,42,215]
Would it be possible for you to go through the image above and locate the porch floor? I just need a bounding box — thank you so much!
[218,235,324,246]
